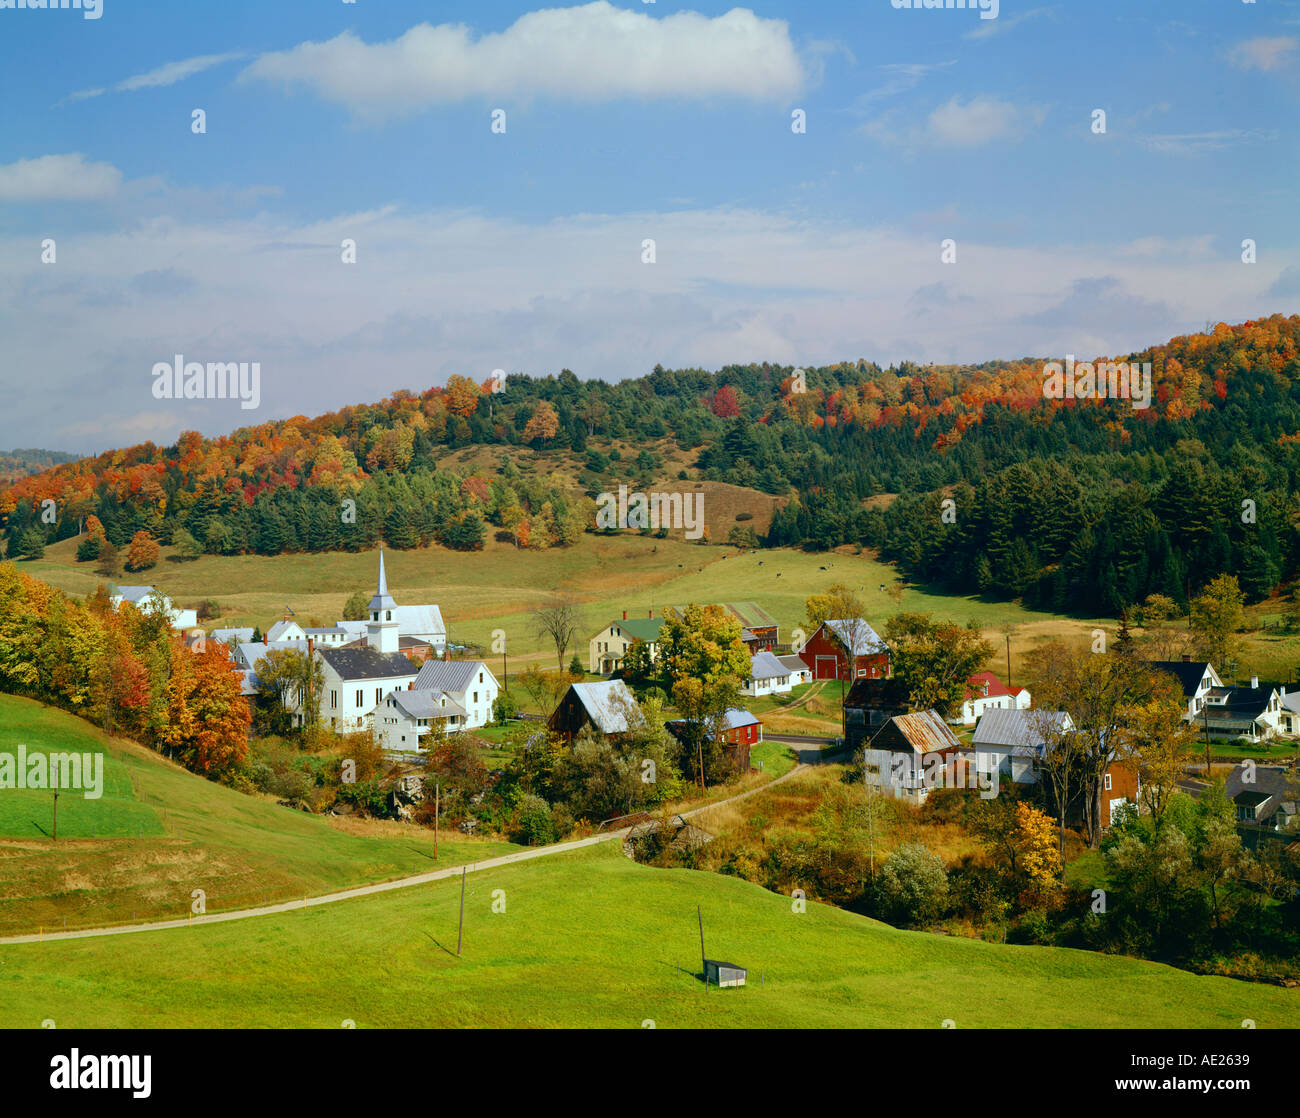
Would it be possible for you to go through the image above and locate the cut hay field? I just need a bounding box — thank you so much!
[2,840,1296,1029]
[0,696,518,935]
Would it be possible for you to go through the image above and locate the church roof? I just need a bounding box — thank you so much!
[368,551,397,614]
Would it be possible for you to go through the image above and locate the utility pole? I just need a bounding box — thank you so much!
[434,783,440,859]
[52,791,59,842]
[697,905,706,980]
[456,865,467,956]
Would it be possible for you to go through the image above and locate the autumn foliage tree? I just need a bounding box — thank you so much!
[159,641,251,774]
[125,530,160,572]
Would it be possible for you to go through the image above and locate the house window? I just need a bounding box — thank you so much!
[376,688,383,705]
[473,691,478,703]
[355,689,363,706]
[1104,773,1112,791]
[331,690,338,709]
[479,672,483,683]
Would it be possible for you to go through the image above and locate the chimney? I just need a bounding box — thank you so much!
[307,637,315,657]
[622,610,627,621]
[1181,654,1192,663]
[648,608,654,619]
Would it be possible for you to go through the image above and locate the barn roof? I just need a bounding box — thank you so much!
[873,710,961,755]
[569,679,642,734]
[822,618,888,657]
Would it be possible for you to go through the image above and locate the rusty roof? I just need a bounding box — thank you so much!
[877,710,962,755]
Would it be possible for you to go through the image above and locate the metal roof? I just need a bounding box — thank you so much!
[413,659,489,694]
[823,618,888,657]
[389,688,468,721]
[570,679,643,734]
[748,650,789,680]
[972,709,1072,754]
[874,710,961,755]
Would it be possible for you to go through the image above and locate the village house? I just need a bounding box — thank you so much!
[973,708,1137,829]
[210,626,255,647]
[1224,765,1298,835]
[800,618,890,681]
[232,639,308,674]
[410,658,499,730]
[375,688,467,752]
[666,707,762,772]
[1278,688,1300,736]
[1150,659,1282,741]
[863,711,963,803]
[777,654,812,686]
[588,612,663,674]
[972,708,1073,785]
[1149,658,1224,721]
[742,650,793,697]
[958,671,1030,726]
[547,679,644,742]
[109,585,198,631]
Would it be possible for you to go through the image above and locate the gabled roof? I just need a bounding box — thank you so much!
[606,617,663,643]
[235,640,308,668]
[266,619,304,642]
[748,650,789,680]
[721,601,779,630]
[821,618,888,657]
[972,708,1073,754]
[318,646,418,682]
[113,585,159,604]
[777,654,809,674]
[1149,660,1216,697]
[413,659,489,694]
[211,627,255,643]
[963,671,1027,702]
[872,710,960,755]
[391,604,445,637]
[1224,765,1298,823]
[568,679,642,734]
[388,688,468,722]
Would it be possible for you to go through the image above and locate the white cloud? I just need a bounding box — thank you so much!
[1137,129,1277,155]
[964,7,1053,41]
[0,153,122,202]
[0,203,1280,452]
[926,95,1042,146]
[64,51,248,104]
[240,2,804,116]
[1228,37,1297,72]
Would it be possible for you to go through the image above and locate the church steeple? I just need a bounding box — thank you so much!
[367,550,399,654]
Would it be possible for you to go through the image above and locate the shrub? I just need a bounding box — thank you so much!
[873,843,950,926]
[513,793,558,845]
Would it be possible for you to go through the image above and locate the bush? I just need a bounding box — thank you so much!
[336,778,389,818]
[513,793,558,845]
[873,843,950,926]
[493,691,519,724]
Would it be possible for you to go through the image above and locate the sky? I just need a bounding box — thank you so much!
[0,0,1296,454]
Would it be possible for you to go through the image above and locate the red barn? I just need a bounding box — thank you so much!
[800,618,890,681]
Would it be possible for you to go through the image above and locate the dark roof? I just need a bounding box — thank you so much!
[1149,660,1212,697]
[844,675,911,710]
[318,647,418,681]
[1225,765,1296,801]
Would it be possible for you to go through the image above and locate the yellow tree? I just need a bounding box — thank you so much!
[1014,802,1063,893]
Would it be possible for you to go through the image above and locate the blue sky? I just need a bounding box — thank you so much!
[0,0,1297,452]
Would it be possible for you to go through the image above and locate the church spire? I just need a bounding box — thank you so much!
[368,550,397,615]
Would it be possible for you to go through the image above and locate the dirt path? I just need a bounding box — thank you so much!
[0,764,810,946]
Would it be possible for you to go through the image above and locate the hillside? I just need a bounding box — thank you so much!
[5,316,1300,620]
[0,695,518,934]
[0,448,78,487]
[2,839,1296,1028]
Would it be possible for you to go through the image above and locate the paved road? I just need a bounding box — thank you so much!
[0,764,810,946]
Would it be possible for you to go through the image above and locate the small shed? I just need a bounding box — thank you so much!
[704,959,747,988]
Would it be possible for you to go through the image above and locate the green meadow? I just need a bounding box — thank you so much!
[2,840,1296,1029]
[0,696,518,934]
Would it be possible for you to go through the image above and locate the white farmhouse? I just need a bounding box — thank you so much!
[109,585,198,631]
[742,650,793,697]
[410,658,499,730]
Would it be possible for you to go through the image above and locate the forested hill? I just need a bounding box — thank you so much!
[0,449,79,486]
[2,315,1299,616]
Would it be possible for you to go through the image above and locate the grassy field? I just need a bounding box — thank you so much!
[0,696,519,934]
[2,839,1296,1028]
[21,533,1101,677]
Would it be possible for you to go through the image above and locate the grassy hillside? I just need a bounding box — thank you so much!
[2,840,1295,1028]
[0,696,518,934]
